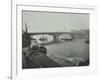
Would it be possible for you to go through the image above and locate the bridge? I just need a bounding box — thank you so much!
[28,32,74,43]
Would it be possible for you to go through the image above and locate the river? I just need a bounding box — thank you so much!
[45,39,89,66]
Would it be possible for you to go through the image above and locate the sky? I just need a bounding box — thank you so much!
[22,11,89,33]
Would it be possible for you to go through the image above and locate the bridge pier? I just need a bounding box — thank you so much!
[53,34,60,43]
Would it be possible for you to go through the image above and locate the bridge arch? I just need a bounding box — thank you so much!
[29,32,73,43]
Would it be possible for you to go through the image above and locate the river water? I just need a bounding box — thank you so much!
[45,39,89,65]
[22,38,89,68]
[30,34,89,66]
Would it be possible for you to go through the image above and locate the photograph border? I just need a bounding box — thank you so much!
[11,2,97,80]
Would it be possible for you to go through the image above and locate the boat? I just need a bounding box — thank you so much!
[60,38,72,41]
[39,32,48,42]
[39,37,48,41]
[85,39,89,43]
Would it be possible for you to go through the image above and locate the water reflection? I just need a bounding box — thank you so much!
[59,34,72,41]
[31,34,73,44]
[31,34,53,44]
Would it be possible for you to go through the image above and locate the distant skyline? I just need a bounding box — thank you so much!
[22,11,89,32]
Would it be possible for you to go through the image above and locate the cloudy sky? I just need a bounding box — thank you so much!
[22,11,89,32]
